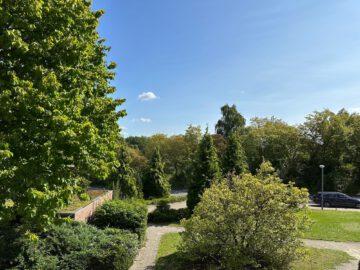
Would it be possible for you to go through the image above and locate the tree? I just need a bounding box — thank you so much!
[110,145,140,199]
[242,117,305,182]
[127,146,148,192]
[348,113,360,192]
[0,0,125,228]
[215,104,246,138]
[142,148,170,198]
[184,125,202,150]
[166,135,189,188]
[300,109,354,192]
[222,132,248,175]
[187,131,221,211]
[125,136,149,154]
[180,162,309,270]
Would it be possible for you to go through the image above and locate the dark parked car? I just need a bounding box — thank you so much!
[312,192,360,208]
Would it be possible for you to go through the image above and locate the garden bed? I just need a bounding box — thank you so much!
[58,188,113,221]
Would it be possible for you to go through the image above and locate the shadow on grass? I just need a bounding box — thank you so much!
[156,253,217,270]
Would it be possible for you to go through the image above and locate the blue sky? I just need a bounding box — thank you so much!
[92,0,360,136]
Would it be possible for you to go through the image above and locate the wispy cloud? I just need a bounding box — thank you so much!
[138,91,158,101]
[132,118,152,123]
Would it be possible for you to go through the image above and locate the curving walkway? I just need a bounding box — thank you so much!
[130,225,185,270]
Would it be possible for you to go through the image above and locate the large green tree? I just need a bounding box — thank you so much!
[242,117,305,181]
[215,104,246,138]
[142,148,170,198]
[222,132,248,175]
[187,131,221,212]
[300,109,355,192]
[0,0,125,228]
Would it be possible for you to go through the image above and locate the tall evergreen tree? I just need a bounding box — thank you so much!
[187,131,222,211]
[142,148,170,198]
[222,132,248,175]
[111,145,140,199]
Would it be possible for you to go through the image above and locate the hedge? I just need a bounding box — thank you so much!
[0,222,139,270]
[90,199,148,243]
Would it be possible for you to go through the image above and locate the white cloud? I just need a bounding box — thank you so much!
[140,118,151,123]
[132,118,152,123]
[349,107,360,113]
[138,91,158,101]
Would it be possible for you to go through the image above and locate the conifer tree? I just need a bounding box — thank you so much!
[187,130,221,211]
[111,145,140,199]
[142,148,170,198]
[222,132,248,175]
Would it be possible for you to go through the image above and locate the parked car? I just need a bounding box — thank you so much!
[312,192,360,208]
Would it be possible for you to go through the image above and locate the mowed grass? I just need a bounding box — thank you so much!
[156,232,182,260]
[155,233,353,270]
[291,247,352,270]
[305,209,360,242]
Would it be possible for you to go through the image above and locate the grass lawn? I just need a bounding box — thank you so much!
[59,189,106,212]
[156,233,353,270]
[305,209,360,242]
[292,247,353,270]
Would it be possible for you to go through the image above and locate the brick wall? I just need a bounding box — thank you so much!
[71,190,113,221]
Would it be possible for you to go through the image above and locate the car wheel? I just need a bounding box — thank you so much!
[324,202,331,207]
[355,203,360,209]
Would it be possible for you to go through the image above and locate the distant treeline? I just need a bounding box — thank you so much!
[124,105,360,195]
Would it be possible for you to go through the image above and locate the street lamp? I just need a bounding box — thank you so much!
[319,165,325,210]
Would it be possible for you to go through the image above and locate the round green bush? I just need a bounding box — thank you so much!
[90,200,148,243]
[180,165,310,270]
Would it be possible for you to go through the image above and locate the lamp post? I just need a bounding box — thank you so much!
[319,165,325,210]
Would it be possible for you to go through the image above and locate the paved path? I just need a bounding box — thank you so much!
[171,190,187,197]
[130,225,185,270]
[147,192,188,213]
[309,205,360,212]
[304,239,360,270]
[147,200,187,213]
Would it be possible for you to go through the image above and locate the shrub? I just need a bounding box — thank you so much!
[0,222,139,270]
[180,162,310,270]
[148,201,190,223]
[141,195,187,205]
[0,224,57,270]
[90,199,148,243]
[79,193,90,201]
